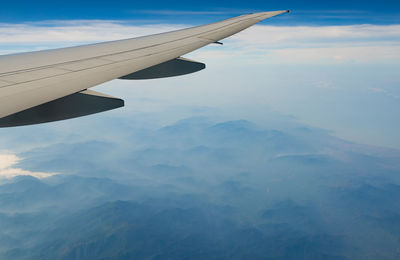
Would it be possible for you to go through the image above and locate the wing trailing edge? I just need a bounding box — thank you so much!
[0,90,123,127]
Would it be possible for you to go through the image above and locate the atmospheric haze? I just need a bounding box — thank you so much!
[1,7,400,260]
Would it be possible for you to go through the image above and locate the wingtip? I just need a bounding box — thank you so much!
[253,10,291,20]
[278,10,290,14]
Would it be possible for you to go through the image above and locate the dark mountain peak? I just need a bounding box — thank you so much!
[159,117,213,134]
[210,120,257,132]
[11,175,40,183]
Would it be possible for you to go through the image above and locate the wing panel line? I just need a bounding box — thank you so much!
[0,13,269,76]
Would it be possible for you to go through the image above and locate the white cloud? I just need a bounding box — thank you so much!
[0,21,183,45]
[234,24,400,44]
[0,21,399,63]
[312,80,337,90]
[0,152,57,179]
[369,88,399,99]
[223,25,400,64]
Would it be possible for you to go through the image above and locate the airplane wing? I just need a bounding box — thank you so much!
[0,10,289,127]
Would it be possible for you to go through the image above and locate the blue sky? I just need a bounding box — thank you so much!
[0,0,399,24]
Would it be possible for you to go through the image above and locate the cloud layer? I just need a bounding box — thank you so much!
[0,21,399,64]
[0,153,57,179]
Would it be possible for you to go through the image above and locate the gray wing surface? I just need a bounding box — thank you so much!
[0,10,289,126]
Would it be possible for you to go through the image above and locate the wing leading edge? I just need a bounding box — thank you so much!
[0,10,289,127]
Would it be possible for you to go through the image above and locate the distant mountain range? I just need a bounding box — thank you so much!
[1,117,400,259]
